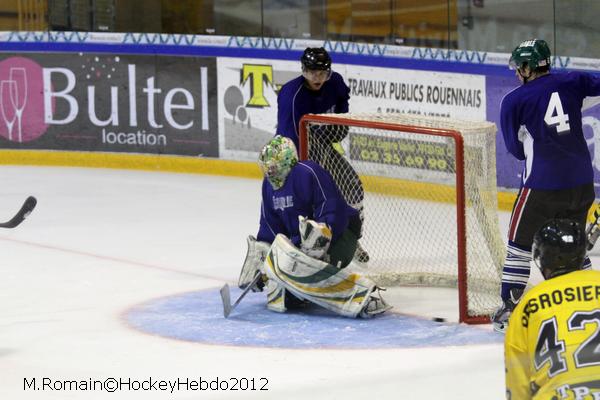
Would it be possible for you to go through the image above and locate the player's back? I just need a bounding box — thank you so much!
[506,269,600,399]
[501,72,598,189]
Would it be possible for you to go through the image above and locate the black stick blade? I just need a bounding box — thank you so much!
[0,196,37,229]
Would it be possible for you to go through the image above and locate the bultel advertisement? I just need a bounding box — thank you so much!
[0,54,218,157]
[217,57,486,161]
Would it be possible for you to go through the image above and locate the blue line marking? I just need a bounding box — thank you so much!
[126,288,502,349]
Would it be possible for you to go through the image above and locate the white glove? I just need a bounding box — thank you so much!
[298,216,332,259]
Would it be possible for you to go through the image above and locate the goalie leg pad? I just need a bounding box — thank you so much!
[263,234,391,318]
[265,279,287,313]
[238,235,270,291]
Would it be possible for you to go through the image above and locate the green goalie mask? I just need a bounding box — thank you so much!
[258,135,298,190]
[509,39,551,71]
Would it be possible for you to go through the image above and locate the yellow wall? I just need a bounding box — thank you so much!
[0,0,47,31]
[327,0,457,43]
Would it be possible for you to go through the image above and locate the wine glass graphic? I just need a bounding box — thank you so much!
[9,68,27,142]
[0,80,17,141]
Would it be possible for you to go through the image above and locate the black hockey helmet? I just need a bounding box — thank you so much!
[532,219,587,279]
[301,47,331,71]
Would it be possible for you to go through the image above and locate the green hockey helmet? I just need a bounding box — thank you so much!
[258,135,298,190]
[509,39,552,71]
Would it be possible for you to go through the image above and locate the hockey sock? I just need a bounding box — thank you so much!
[501,241,531,301]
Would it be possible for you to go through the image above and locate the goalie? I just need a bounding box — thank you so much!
[239,135,390,318]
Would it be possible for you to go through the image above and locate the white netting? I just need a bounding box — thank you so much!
[302,112,505,321]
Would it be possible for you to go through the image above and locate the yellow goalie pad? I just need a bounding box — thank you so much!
[263,234,390,318]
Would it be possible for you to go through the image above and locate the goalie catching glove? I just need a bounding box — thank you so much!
[298,216,332,260]
[238,235,270,292]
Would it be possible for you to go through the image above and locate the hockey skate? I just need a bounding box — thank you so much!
[492,288,524,333]
[359,288,391,318]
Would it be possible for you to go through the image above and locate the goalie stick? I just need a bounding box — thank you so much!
[0,196,37,229]
[219,271,262,318]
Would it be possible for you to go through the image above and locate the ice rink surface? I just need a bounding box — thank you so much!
[1,165,597,399]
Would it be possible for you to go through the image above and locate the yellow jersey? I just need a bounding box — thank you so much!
[505,269,600,400]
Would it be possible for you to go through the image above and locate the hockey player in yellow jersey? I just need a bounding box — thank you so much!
[505,219,600,400]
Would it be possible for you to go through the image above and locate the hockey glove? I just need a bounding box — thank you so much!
[298,216,332,260]
[238,235,270,292]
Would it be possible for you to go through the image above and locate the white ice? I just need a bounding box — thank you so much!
[0,165,595,400]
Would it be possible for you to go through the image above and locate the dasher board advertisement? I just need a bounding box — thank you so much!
[217,57,486,161]
[0,54,218,157]
[345,64,486,121]
[217,57,298,161]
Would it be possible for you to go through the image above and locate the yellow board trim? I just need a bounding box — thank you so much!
[0,149,522,213]
[0,149,263,179]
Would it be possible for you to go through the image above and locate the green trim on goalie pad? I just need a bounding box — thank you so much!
[266,280,286,313]
[276,260,346,284]
[309,289,370,303]
[264,234,379,317]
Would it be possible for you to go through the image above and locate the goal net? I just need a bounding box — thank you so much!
[299,112,505,324]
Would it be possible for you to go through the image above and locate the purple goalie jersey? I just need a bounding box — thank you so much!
[500,71,600,190]
[256,160,358,246]
[276,72,350,149]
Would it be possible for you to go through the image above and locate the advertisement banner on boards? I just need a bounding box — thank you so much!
[0,53,218,157]
[344,64,486,121]
[217,57,487,161]
[217,57,298,161]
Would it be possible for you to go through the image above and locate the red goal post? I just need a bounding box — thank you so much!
[299,113,504,324]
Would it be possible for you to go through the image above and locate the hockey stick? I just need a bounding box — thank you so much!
[219,271,262,318]
[586,206,600,250]
[0,196,37,229]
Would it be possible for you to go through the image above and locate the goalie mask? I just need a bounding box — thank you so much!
[509,39,551,72]
[258,135,298,190]
[532,219,586,279]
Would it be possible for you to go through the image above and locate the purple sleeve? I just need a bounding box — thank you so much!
[276,78,302,149]
[334,73,350,113]
[500,93,526,160]
[256,180,286,244]
[296,163,350,241]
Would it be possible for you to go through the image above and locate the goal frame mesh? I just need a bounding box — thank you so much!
[299,113,498,324]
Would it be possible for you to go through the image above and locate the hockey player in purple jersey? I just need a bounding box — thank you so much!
[277,47,370,262]
[492,39,600,332]
[237,136,390,318]
[277,47,350,149]
[256,135,361,264]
